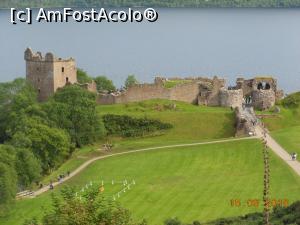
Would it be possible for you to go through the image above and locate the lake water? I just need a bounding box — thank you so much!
[1,8,300,93]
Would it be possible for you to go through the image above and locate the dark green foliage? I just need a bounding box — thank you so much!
[51,85,106,147]
[76,68,93,84]
[0,79,107,212]
[125,75,138,89]
[164,218,182,225]
[94,76,116,92]
[1,0,300,8]
[282,92,300,108]
[15,148,41,188]
[0,78,37,143]
[23,218,39,225]
[103,114,172,137]
[11,122,71,173]
[38,186,146,225]
[0,145,17,215]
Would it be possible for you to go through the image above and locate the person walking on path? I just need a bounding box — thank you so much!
[292,152,298,161]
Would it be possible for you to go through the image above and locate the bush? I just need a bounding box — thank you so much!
[103,114,173,137]
[282,92,300,108]
[164,218,182,225]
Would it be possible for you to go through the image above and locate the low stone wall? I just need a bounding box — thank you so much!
[169,82,200,104]
[115,83,170,103]
[97,80,203,105]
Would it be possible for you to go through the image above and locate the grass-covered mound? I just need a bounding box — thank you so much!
[163,80,193,89]
[98,99,236,150]
[2,139,300,225]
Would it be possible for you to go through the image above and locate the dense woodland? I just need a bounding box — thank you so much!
[0,72,167,216]
[1,0,300,8]
[0,78,105,214]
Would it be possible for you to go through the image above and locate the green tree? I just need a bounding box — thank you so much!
[37,186,146,225]
[0,145,17,215]
[15,148,41,187]
[0,78,37,143]
[77,68,92,84]
[51,85,106,147]
[125,75,138,89]
[11,119,71,173]
[94,76,116,92]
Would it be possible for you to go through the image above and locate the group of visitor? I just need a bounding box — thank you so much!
[48,171,71,190]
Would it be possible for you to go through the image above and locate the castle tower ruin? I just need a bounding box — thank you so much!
[25,48,77,101]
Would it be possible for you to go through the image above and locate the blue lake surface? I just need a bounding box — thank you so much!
[1,8,300,93]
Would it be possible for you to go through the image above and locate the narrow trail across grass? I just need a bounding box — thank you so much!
[31,136,256,197]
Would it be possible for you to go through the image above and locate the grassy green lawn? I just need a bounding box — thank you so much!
[259,106,300,131]
[259,105,300,158]
[3,139,300,225]
[272,126,300,158]
[97,99,236,150]
[38,100,235,187]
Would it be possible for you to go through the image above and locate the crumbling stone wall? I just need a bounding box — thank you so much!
[234,77,283,110]
[252,90,276,110]
[169,82,200,104]
[97,76,226,105]
[219,88,244,108]
[114,83,170,103]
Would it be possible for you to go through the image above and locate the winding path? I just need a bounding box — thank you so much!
[31,137,256,197]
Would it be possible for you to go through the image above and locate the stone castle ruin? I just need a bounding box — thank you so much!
[25,48,96,101]
[98,76,283,110]
[25,49,283,110]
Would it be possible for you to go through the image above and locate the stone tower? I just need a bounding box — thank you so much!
[25,48,77,101]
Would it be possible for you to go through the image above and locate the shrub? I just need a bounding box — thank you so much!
[282,92,300,108]
[103,114,173,137]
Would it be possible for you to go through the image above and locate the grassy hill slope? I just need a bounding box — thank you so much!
[97,99,236,150]
[2,139,300,224]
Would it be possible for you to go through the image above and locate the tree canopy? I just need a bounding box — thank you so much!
[77,68,93,84]
[94,76,116,92]
[0,78,106,214]
[125,75,139,89]
[24,186,147,225]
